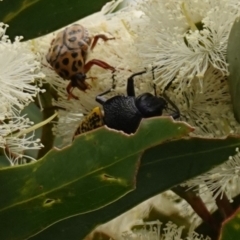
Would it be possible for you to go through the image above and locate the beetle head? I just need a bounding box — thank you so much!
[71,73,88,91]
[135,93,167,118]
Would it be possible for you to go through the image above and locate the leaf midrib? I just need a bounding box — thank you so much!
[0,152,141,212]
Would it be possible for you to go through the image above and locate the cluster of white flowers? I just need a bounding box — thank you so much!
[0,23,45,165]
[127,0,239,88]
[183,147,240,201]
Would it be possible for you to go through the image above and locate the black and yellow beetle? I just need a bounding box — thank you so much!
[74,70,180,137]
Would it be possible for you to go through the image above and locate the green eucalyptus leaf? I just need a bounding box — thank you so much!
[0,0,111,41]
[218,207,240,240]
[227,17,240,123]
[29,135,240,240]
[0,154,10,168]
[0,117,191,240]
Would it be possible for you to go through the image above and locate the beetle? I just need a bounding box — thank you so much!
[74,70,180,136]
[46,24,115,99]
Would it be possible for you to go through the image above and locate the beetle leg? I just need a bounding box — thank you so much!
[84,59,115,73]
[96,89,112,105]
[96,80,116,105]
[127,70,147,97]
[66,82,79,100]
[90,34,115,51]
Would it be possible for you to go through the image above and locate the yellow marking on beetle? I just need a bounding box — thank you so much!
[3,0,39,23]
[74,107,104,138]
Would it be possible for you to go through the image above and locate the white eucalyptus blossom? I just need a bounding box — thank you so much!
[0,23,45,164]
[102,0,125,14]
[126,0,240,90]
[182,148,240,201]
[0,24,45,119]
[165,66,240,137]
[5,132,42,166]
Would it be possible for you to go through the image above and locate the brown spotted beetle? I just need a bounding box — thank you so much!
[74,70,180,137]
[46,24,115,100]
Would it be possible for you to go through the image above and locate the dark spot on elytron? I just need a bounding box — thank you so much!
[78,41,83,47]
[53,45,59,52]
[62,58,69,65]
[83,37,89,42]
[71,52,78,58]
[78,60,82,66]
[55,62,60,69]
[61,69,69,78]
[72,61,78,72]
[69,30,76,35]
[59,72,64,78]
[68,36,77,42]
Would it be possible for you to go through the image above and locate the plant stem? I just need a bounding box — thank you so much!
[172,186,220,232]
[215,191,234,219]
[37,84,58,159]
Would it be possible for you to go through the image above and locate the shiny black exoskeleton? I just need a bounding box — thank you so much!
[96,70,180,134]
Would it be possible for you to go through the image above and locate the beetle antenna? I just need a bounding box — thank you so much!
[151,65,155,80]
[164,77,176,92]
[165,105,186,119]
[162,91,182,118]
[111,73,117,89]
[153,83,157,97]
[149,65,158,96]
